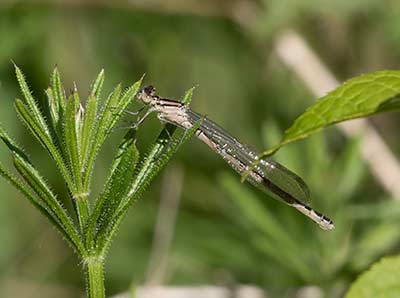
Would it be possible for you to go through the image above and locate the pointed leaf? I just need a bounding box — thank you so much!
[64,92,82,190]
[82,78,142,194]
[0,161,84,255]
[80,94,98,167]
[262,70,400,156]
[0,125,29,161]
[90,69,105,98]
[99,120,201,254]
[12,153,84,254]
[14,64,50,136]
[14,99,75,192]
[86,129,139,250]
[51,66,66,114]
[45,88,59,128]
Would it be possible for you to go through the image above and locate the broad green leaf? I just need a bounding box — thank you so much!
[346,255,400,298]
[14,64,50,137]
[262,70,400,156]
[86,129,139,250]
[14,99,75,193]
[65,92,82,190]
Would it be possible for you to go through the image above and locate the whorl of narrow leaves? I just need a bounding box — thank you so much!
[0,66,199,298]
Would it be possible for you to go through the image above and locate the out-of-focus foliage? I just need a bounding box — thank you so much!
[1,1,400,298]
[345,255,400,298]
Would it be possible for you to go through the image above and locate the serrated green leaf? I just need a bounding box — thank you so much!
[262,70,400,156]
[14,99,75,193]
[14,64,50,137]
[86,129,139,250]
[345,255,400,298]
[12,153,84,254]
[65,92,82,190]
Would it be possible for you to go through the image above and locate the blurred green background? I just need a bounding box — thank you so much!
[1,1,400,297]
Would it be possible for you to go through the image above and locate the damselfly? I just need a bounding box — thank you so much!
[135,85,334,230]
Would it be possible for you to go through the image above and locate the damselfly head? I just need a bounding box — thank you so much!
[137,85,156,104]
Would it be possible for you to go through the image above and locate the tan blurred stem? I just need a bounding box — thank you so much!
[274,30,400,200]
[111,285,265,298]
[145,163,184,285]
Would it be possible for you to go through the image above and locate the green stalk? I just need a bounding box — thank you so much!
[86,256,105,298]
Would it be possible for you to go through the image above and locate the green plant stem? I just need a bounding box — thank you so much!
[86,256,105,298]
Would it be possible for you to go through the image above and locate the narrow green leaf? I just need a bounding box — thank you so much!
[90,69,105,98]
[0,125,29,161]
[14,99,75,193]
[86,129,139,250]
[0,161,84,255]
[51,66,66,114]
[109,79,143,136]
[45,87,59,128]
[12,153,84,254]
[80,94,98,167]
[82,78,142,195]
[345,255,400,298]
[181,86,196,105]
[262,70,400,156]
[98,120,201,255]
[65,92,82,190]
[14,64,50,136]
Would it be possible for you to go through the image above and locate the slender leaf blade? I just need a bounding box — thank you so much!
[99,119,201,254]
[14,64,50,136]
[90,69,105,98]
[80,94,98,167]
[14,99,75,192]
[82,78,142,194]
[12,153,84,254]
[86,129,139,250]
[0,161,84,255]
[51,66,66,113]
[64,92,82,190]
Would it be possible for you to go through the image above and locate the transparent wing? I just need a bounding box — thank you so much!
[186,110,311,205]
